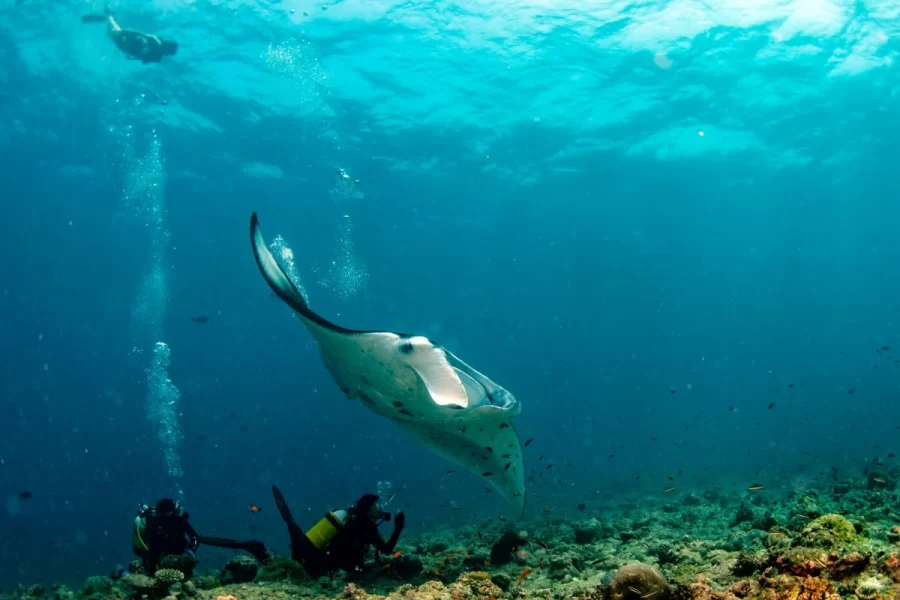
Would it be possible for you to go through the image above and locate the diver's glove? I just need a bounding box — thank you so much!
[394,511,406,531]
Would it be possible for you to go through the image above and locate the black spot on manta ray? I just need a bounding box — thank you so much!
[399,342,414,354]
[399,408,414,417]
[392,401,404,408]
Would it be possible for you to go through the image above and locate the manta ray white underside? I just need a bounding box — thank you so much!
[249,213,525,517]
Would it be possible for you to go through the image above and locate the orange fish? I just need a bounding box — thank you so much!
[431,569,443,578]
[517,567,533,587]
[484,559,490,567]
[248,504,262,513]
[392,550,403,559]
[382,564,391,570]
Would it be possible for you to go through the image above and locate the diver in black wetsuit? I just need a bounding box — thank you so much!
[81,8,178,64]
[272,485,405,577]
[133,498,270,574]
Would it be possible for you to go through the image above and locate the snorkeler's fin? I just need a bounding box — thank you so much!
[251,214,526,518]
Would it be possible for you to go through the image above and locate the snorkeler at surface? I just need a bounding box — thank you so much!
[81,8,178,64]
[133,498,270,574]
[272,485,406,577]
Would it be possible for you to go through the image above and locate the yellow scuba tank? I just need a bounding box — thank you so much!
[305,509,349,549]
[133,515,149,552]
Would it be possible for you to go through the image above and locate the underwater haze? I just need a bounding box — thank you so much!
[1,0,899,589]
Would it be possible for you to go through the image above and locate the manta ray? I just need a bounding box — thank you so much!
[250,213,525,517]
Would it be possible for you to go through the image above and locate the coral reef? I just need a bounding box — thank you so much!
[8,472,900,600]
[218,557,258,585]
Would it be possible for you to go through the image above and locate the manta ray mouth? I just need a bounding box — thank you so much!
[249,212,527,518]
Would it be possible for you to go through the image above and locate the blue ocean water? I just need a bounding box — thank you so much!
[1,0,899,589]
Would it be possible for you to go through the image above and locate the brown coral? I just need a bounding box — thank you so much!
[609,564,671,600]
[730,581,754,598]
[882,554,900,583]
[832,552,871,579]
[796,577,841,600]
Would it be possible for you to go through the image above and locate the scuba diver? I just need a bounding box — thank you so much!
[133,498,270,574]
[81,8,178,64]
[272,485,406,577]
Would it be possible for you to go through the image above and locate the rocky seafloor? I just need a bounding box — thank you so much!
[6,472,900,600]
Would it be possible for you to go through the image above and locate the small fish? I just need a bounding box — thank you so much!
[512,492,522,497]
[248,504,262,513]
[889,453,897,458]
[498,516,507,522]
[629,587,642,595]
[535,540,549,549]
[667,476,675,481]
[543,507,551,513]
[873,476,887,484]
[788,383,795,388]
[458,426,467,433]
[669,388,676,394]
[388,492,397,502]
[445,469,456,475]
[882,346,891,351]
[517,567,533,587]
[577,503,586,511]
[392,550,403,559]
[747,484,766,491]
[546,463,553,470]
[485,446,494,453]
[500,423,509,429]
[504,462,511,471]
[190,315,210,324]
[525,438,533,447]
[482,471,493,477]
[664,486,676,492]
[768,402,775,409]
[382,564,391,570]
[19,490,32,499]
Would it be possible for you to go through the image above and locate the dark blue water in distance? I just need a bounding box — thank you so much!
[2,0,899,589]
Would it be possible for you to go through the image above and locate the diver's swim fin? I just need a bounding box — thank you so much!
[81,14,107,23]
[272,485,313,558]
[272,486,303,535]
